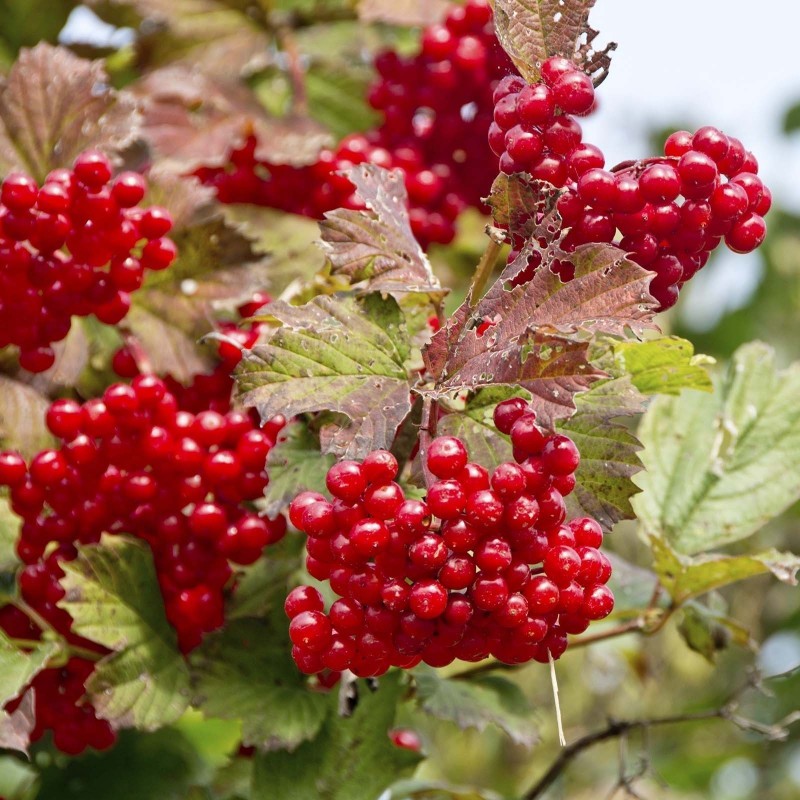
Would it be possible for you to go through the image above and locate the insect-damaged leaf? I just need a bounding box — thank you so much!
[236,293,414,460]
[0,44,140,182]
[423,242,657,428]
[492,0,615,85]
[320,165,443,297]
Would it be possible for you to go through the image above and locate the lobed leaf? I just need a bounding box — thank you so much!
[59,536,191,730]
[236,293,414,459]
[191,619,329,752]
[320,164,444,297]
[633,342,800,554]
[251,671,421,800]
[423,241,657,428]
[492,0,613,84]
[412,666,539,747]
[0,43,140,182]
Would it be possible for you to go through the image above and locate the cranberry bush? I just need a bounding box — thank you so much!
[0,1,798,798]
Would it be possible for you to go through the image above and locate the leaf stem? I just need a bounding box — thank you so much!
[469,225,506,304]
[418,395,438,489]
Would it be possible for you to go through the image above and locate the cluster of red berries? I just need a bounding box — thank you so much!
[196,0,512,248]
[0,376,286,653]
[0,150,176,372]
[490,58,771,310]
[285,398,613,677]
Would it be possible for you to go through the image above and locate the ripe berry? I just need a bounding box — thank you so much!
[427,436,468,478]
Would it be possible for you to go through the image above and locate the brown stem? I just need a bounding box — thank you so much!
[469,226,506,304]
[267,4,358,31]
[277,27,308,114]
[609,155,678,176]
[418,395,438,489]
[522,709,726,799]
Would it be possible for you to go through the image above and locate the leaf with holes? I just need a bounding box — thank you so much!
[59,536,191,730]
[251,671,420,800]
[412,666,539,747]
[423,242,657,428]
[485,173,563,248]
[135,67,328,170]
[650,536,800,604]
[191,619,329,751]
[320,165,443,296]
[633,342,800,554]
[493,0,614,84]
[0,44,140,182]
[236,293,413,459]
[263,423,335,518]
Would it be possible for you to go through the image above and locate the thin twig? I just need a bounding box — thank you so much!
[276,27,308,114]
[522,709,725,799]
[469,226,506,304]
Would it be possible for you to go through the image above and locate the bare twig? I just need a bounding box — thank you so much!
[522,708,725,799]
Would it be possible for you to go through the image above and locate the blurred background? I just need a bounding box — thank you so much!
[1,2,799,799]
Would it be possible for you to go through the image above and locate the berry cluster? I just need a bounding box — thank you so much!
[0,376,286,653]
[196,0,512,248]
[490,58,771,309]
[285,399,613,677]
[0,151,176,372]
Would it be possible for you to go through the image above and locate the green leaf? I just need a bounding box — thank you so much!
[320,164,443,297]
[388,780,504,800]
[0,0,75,64]
[59,536,191,730]
[0,43,139,182]
[633,342,800,553]
[677,603,753,664]
[782,100,800,134]
[0,376,55,457]
[223,205,326,296]
[437,387,521,473]
[611,337,713,395]
[251,671,421,800]
[306,63,380,140]
[0,630,57,706]
[0,631,57,755]
[227,535,304,621]
[0,497,20,602]
[412,666,538,747]
[558,376,643,529]
[263,423,334,517]
[191,619,329,751]
[492,1,614,85]
[35,726,211,800]
[650,536,800,604]
[237,293,414,459]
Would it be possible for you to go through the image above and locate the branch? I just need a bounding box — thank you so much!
[522,709,725,799]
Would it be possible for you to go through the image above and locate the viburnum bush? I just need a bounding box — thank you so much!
[0,1,798,798]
